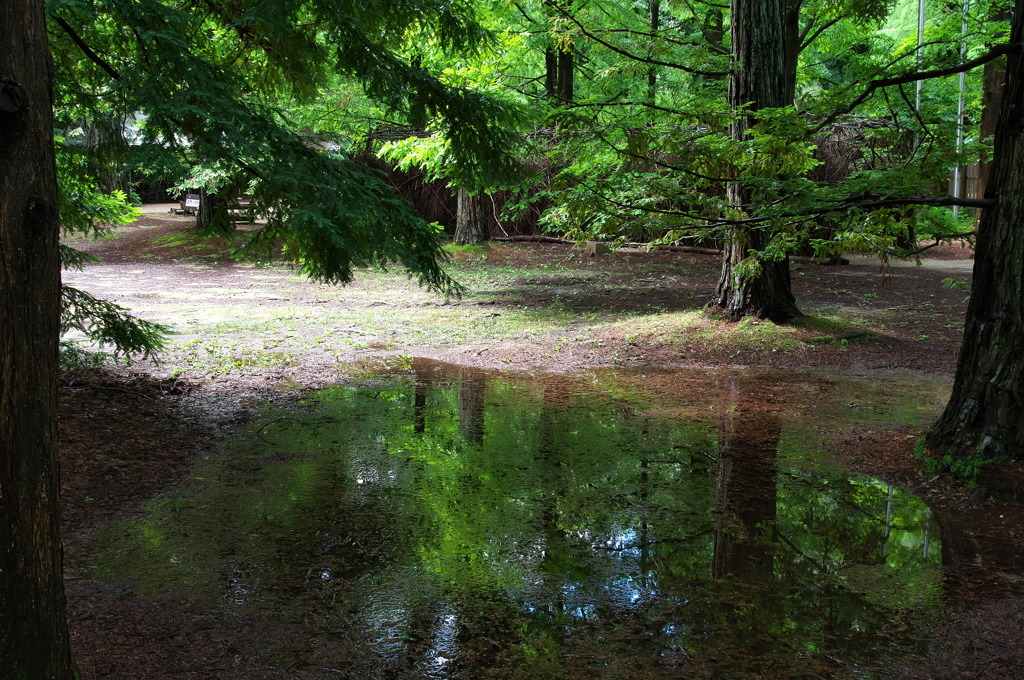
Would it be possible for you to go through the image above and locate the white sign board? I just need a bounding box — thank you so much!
[184,194,201,209]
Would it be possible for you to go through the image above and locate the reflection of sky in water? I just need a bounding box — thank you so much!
[77,363,960,676]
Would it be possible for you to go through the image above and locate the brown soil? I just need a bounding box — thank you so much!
[65,215,972,379]
[59,218,1024,679]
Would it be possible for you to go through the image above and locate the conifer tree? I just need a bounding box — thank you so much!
[2,0,518,672]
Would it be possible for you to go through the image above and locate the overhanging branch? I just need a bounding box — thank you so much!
[551,5,729,78]
[841,196,994,210]
[810,43,1022,136]
[52,15,122,81]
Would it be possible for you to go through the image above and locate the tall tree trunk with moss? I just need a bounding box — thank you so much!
[710,0,801,322]
[0,0,75,676]
[924,1,1024,470]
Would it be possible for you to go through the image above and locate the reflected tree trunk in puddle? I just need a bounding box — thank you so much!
[712,376,780,581]
[933,505,1024,612]
[538,391,569,618]
[457,366,486,445]
[711,375,782,653]
[413,379,427,434]
[71,361,964,677]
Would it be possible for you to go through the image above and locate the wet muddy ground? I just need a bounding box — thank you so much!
[58,216,1024,678]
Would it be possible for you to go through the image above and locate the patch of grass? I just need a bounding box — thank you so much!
[140,231,240,260]
[60,339,120,371]
[443,243,490,260]
[171,338,295,376]
[606,311,805,355]
[790,315,875,346]
[790,315,847,331]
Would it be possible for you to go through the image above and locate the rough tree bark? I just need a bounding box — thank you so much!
[973,8,1011,229]
[544,45,573,104]
[454,186,487,245]
[557,49,574,104]
[924,0,1024,466]
[710,0,801,322]
[194,186,230,234]
[0,0,75,676]
[783,0,802,106]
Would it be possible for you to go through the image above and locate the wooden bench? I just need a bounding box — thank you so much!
[170,193,201,216]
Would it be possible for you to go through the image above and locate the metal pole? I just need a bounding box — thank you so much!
[953,0,970,218]
[916,0,926,112]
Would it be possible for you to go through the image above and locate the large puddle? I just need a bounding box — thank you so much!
[74,360,985,677]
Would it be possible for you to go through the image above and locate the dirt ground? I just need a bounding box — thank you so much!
[59,214,1024,679]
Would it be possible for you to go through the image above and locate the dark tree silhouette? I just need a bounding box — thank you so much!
[0,0,75,675]
[924,0,1024,469]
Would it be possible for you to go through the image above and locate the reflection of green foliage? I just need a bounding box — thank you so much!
[77,367,947,674]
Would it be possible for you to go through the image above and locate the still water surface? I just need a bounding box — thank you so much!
[78,360,960,678]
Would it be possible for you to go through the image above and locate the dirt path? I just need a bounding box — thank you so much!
[63,217,972,382]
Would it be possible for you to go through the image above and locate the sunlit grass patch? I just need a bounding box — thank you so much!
[790,315,875,345]
[442,243,490,261]
[608,310,805,354]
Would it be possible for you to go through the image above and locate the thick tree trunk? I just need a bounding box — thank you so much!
[545,48,557,98]
[454,186,487,245]
[713,221,800,322]
[710,0,801,322]
[782,0,801,105]
[973,9,1010,229]
[543,40,573,105]
[924,2,1024,465]
[556,49,574,104]
[976,57,1007,199]
[194,186,229,234]
[647,1,660,103]
[0,0,75,676]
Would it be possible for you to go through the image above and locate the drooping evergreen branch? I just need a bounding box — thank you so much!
[575,174,995,230]
[61,286,169,359]
[902,232,978,256]
[587,129,737,183]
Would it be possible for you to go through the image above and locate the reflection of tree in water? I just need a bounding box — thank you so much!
[413,379,427,434]
[87,362,953,678]
[710,374,782,665]
[712,375,781,581]
[409,359,487,445]
[457,366,486,445]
